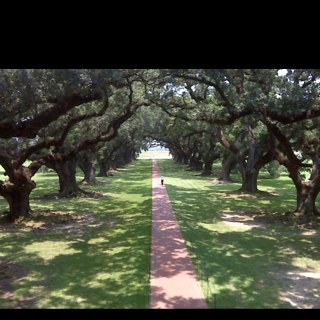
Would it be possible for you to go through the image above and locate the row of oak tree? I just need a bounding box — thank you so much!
[1,69,320,220]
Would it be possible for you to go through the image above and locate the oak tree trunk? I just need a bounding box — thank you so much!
[0,167,36,221]
[79,158,96,183]
[98,159,109,177]
[45,158,80,196]
[202,160,213,176]
[57,160,80,196]
[219,154,237,182]
[189,158,203,171]
[294,182,320,216]
[239,168,259,193]
[8,188,33,221]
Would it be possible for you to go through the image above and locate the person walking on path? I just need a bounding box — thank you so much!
[161,176,164,186]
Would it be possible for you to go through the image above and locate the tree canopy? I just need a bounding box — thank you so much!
[1,68,320,220]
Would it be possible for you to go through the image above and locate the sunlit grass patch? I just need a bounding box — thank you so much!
[24,240,82,262]
[292,257,320,271]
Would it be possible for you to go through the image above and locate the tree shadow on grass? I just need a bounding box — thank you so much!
[190,224,320,308]
[151,285,207,309]
[0,197,152,308]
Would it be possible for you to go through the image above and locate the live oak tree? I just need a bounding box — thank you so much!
[35,73,151,197]
[264,119,320,215]
[95,114,147,177]
[0,69,150,220]
[36,98,111,196]
[134,104,174,158]
[254,69,320,215]
[103,115,146,169]
[0,69,109,139]
[218,153,238,182]
[144,77,216,172]
[0,70,105,220]
[2,68,320,220]
[170,121,219,175]
[181,68,320,214]
[156,69,320,210]
[215,118,274,193]
[97,138,127,177]
[78,150,98,184]
[192,127,219,176]
[151,69,276,192]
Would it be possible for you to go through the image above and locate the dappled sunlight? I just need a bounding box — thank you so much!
[44,289,89,308]
[271,267,320,308]
[157,159,320,308]
[103,246,131,255]
[0,159,152,308]
[24,241,82,262]
[87,237,108,245]
[292,257,320,271]
[116,193,149,203]
[193,225,320,308]
[151,284,207,309]
[199,221,254,232]
[2,155,320,309]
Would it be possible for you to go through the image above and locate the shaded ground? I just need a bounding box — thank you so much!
[0,259,32,308]
[273,268,320,309]
[39,190,106,200]
[0,211,96,233]
[220,209,320,231]
[221,210,320,308]
[0,211,100,308]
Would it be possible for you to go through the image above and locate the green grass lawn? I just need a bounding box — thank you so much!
[1,158,320,308]
[157,159,320,308]
[0,160,152,308]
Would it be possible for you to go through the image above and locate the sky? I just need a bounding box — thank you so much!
[278,69,287,76]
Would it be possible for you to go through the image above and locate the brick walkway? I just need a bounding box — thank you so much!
[150,159,208,309]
